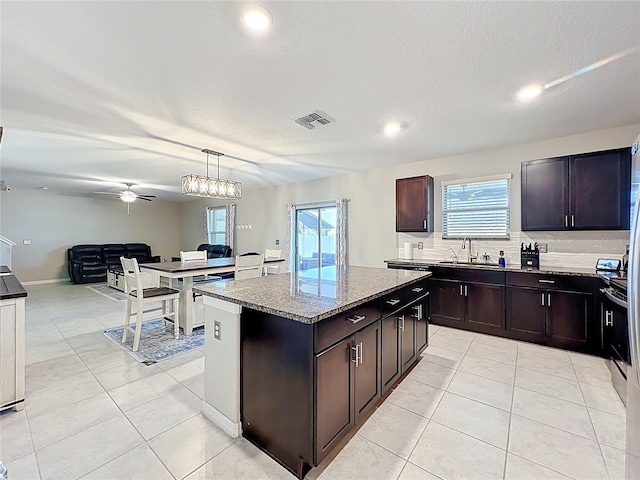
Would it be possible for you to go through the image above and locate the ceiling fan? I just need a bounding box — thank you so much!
[94,183,156,213]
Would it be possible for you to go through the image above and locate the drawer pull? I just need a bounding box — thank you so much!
[386,299,401,306]
[411,287,424,293]
[347,314,366,324]
[538,279,555,284]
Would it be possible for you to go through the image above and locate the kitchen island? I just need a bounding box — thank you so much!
[193,265,431,478]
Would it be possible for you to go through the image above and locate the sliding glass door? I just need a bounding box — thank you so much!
[296,205,337,272]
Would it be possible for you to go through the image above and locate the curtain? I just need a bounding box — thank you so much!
[336,198,348,266]
[285,204,296,272]
[225,204,236,253]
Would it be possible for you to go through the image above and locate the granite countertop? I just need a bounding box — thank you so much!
[193,265,431,324]
[0,267,28,300]
[384,258,611,278]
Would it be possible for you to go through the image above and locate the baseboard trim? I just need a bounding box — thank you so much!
[202,401,241,438]
[22,278,68,286]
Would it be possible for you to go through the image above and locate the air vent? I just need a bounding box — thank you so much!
[294,110,335,130]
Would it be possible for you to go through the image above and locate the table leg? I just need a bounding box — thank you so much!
[180,276,194,336]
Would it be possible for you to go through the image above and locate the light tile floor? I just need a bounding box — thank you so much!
[0,283,626,479]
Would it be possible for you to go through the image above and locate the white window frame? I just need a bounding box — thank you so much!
[206,206,227,245]
[441,174,511,240]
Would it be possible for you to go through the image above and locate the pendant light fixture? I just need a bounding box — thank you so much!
[181,149,242,199]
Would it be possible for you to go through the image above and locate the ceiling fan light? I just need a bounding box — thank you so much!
[121,190,137,202]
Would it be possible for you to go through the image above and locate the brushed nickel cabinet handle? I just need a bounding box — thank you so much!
[423,219,427,229]
[547,294,551,306]
[359,342,363,365]
[351,344,359,366]
[386,299,401,306]
[565,215,568,227]
[538,279,555,284]
[571,215,575,227]
[397,315,405,331]
[347,314,366,324]
[541,293,545,306]
[411,287,424,293]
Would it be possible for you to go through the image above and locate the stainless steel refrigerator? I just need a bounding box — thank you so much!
[627,135,640,479]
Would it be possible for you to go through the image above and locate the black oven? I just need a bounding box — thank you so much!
[601,278,629,405]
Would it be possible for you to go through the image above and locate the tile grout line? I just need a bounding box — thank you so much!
[502,341,518,479]
[569,355,614,480]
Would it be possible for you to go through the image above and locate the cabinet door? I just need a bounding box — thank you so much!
[546,291,591,350]
[396,176,434,232]
[381,315,401,393]
[522,157,569,231]
[315,337,354,463]
[354,321,381,420]
[414,298,429,354]
[466,283,505,335]
[400,308,417,372]
[430,279,465,327]
[570,149,631,230]
[505,287,546,342]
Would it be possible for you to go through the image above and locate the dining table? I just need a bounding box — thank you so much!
[140,257,285,335]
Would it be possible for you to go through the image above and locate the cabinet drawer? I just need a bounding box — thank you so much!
[431,267,505,285]
[506,272,594,293]
[403,281,429,303]
[314,303,380,353]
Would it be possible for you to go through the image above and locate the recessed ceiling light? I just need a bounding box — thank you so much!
[384,122,403,137]
[40,186,48,190]
[242,5,272,31]
[517,84,543,102]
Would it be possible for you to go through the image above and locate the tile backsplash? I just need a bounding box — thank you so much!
[397,231,629,269]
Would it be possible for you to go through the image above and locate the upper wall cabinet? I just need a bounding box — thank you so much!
[521,147,631,231]
[396,175,434,232]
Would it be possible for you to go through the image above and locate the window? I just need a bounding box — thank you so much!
[295,204,337,271]
[206,207,226,244]
[442,175,511,239]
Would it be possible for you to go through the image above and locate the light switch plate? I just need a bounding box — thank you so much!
[538,243,548,253]
[417,242,423,250]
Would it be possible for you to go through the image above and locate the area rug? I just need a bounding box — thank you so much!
[103,319,204,364]
[87,284,128,301]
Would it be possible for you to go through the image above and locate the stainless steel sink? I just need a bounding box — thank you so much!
[439,260,500,266]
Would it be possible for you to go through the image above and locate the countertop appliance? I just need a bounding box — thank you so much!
[626,136,640,480]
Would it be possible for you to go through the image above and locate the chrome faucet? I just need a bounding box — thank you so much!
[460,237,477,263]
[447,248,458,263]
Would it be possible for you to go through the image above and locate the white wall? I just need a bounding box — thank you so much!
[180,125,639,270]
[0,188,181,282]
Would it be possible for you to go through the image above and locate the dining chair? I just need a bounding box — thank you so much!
[263,249,282,275]
[180,250,207,262]
[120,256,180,352]
[235,254,264,280]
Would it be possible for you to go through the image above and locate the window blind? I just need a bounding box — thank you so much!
[442,177,510,239]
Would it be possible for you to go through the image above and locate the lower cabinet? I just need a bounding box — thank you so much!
[430,273,504,335]
[381,314,401,392]
[415,295,429,354]
[506,286,593,350]
[354,320,382,419]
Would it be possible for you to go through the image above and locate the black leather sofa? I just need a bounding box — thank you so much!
[197,244,233,259]
[67,243,160,284]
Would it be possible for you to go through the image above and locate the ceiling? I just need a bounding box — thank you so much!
[1,1,639,200]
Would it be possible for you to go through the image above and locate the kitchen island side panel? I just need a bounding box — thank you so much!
[241,308,315,475]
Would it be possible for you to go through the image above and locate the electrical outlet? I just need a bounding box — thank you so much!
[417,242,423,250]
[214,320,222,340]
[538,243,548,253]
[275,239,280,245]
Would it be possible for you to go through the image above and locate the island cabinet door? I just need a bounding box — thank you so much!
[354,320,381,421]
[381,314,401,393]
[414,295,429,354]
[400,306,417,372]
[315,337,354,465]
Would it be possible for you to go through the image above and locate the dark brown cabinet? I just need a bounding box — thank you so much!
[430,279,465,326]
[381,314,401,392]
[506,287,546,342]
[400,307,417,371]
[522,148,631,231]
[354,321,381,420]
[316,337,353,462]
[396,175,434,232]
[505,272,595,351]
[521,157,568,231]
[414,296,429,354]
[429,269,505,335]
